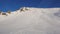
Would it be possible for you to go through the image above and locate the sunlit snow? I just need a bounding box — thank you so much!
[0,7,60,34]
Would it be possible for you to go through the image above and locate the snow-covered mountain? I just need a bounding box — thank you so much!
[0,7,60,34]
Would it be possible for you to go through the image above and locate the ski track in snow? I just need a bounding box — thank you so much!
[0,8,60,34]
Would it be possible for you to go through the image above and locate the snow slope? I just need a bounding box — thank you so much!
[0,8,60,34]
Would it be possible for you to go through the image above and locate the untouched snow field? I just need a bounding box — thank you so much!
[0,8,60,34]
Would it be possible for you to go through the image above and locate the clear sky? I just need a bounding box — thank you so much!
[0,0,60,12]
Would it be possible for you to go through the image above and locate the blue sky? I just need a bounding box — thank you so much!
[0,0,60,12]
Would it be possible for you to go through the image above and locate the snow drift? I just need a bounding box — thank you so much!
[0,7,60,34]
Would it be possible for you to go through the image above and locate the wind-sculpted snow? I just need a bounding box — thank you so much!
[0,8,60,34]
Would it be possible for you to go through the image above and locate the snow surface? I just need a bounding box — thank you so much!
[0,8,60,34]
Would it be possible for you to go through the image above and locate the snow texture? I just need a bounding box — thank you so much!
[0,7,60,34]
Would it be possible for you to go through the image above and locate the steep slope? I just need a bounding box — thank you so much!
[0,8,60,34]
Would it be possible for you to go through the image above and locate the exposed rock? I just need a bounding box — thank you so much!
[7,11,11,14]
[2,12,7,16]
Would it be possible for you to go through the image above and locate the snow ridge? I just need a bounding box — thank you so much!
[0,7,60,34]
